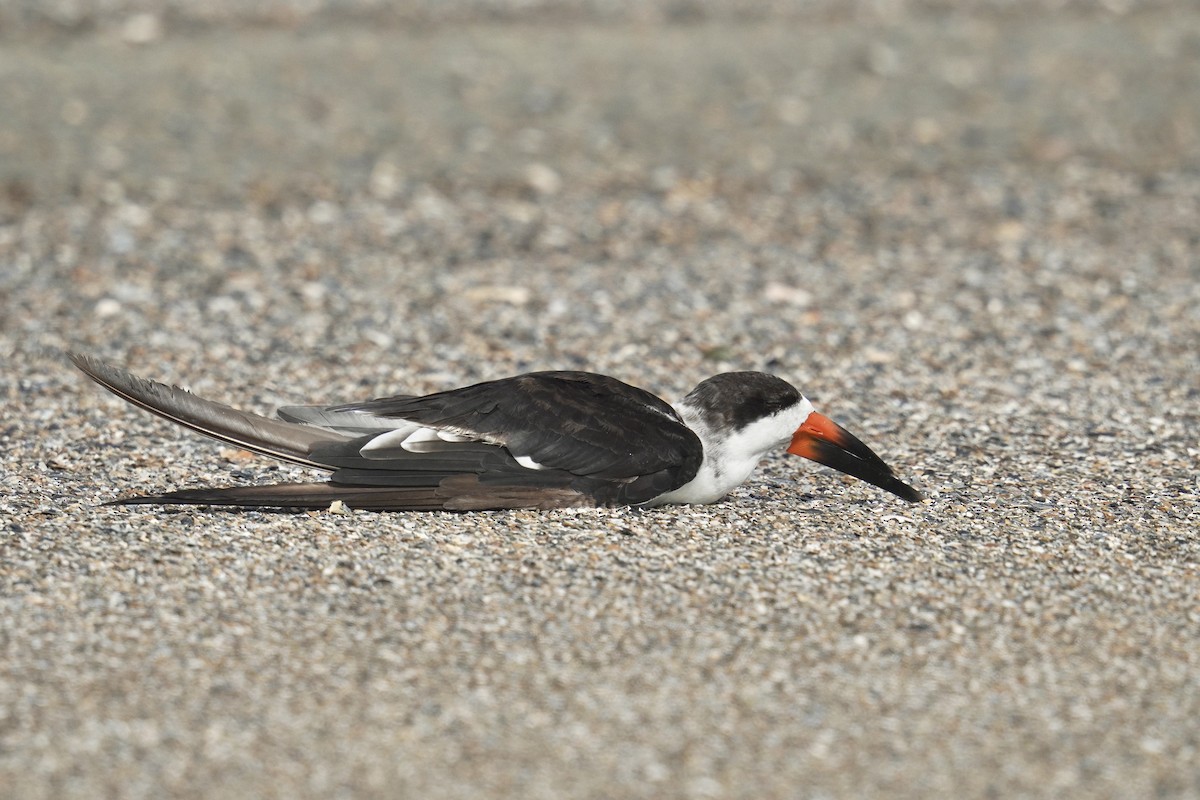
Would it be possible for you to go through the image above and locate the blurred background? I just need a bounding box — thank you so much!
[3,0,1197,400]
[2,2,1198,798]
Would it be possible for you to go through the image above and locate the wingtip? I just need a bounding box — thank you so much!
[68,351,120,384]
[66,350,100,365]
[100,496,138,507]
[66,350,90,370]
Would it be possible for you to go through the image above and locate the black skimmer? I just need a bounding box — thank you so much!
[70,353,922,511]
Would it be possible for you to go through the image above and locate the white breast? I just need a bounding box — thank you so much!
[647,397,814,506]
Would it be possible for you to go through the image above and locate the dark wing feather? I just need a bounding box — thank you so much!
[108,476,588,511]
[70,352,347,468]
[73,355,699,510]
[333,371,702,485]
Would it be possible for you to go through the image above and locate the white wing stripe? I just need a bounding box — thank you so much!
[359,424,422,457]
[514,454,548,471]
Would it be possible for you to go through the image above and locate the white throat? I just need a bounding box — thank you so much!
[649,396,815,506]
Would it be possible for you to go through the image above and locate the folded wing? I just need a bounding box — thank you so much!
[71,356,703,510]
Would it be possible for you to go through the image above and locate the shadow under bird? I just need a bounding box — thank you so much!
[70,353,923,511]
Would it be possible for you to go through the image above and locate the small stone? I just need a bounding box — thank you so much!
[763,282,812,307]
[121,13,163,45]
[524,163,562,196]
[95,298,122,318]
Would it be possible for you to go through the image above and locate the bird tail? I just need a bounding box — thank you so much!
[69,353,348,470]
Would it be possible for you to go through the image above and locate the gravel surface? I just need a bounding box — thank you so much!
[2,3,1199,798]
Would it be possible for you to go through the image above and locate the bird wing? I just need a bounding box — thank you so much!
[70,352,347,469]
[331,371,702,483]
[107,475,589,512]
[71,356,702,510]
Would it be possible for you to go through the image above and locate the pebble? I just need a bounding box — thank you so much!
[1,5,1198,799]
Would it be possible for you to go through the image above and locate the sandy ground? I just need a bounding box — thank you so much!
[1,2,1199,798]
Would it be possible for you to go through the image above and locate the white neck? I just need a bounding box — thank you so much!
[648,397,814,506]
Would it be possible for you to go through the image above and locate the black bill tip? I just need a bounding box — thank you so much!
[787,412,924,503]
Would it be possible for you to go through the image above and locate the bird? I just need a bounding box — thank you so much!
[69,352,923,511]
